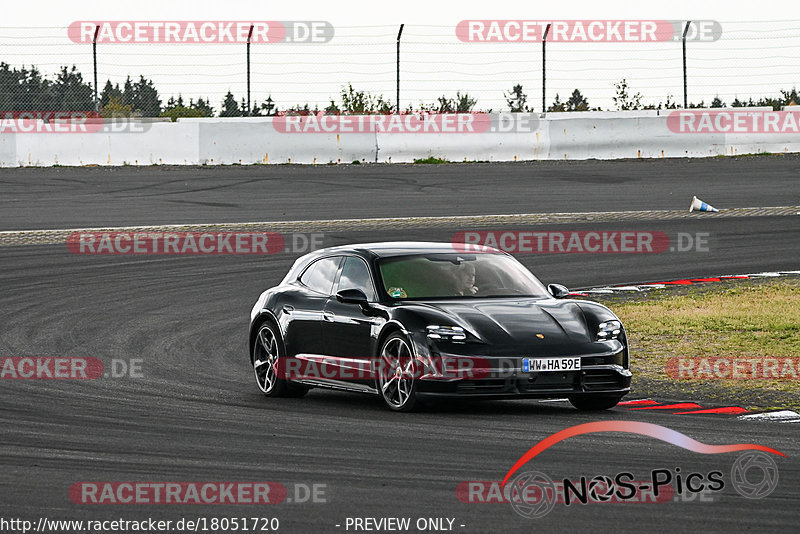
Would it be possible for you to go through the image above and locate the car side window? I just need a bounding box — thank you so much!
[337,256,376,301]
[299,257,342,295]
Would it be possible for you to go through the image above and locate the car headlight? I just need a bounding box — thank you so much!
[426,325,467,342]
[597,320,622,341]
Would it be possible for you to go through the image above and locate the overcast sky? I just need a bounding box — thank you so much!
[3,1,799,111]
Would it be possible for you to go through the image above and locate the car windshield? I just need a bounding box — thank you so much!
[378,253,549,299]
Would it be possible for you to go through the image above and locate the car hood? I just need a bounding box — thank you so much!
[400,298,615,356]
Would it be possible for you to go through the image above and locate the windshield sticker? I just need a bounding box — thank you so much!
[388,287,407,298]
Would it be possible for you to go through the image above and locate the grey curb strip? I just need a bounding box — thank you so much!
[1,205,798,247]
[739,410,800,423]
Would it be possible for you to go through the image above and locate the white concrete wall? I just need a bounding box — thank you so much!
[196,121,377,164]
[547,116,728,159]
[0,109,797,167]
[6,122,200,166]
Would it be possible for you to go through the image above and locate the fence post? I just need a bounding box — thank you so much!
[542,23,551,112]
[396,24,404,113]
[247,24,254,115]
[92,25,99,112]
[682,21,691,108]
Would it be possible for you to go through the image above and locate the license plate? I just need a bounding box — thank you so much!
[523,357,581,373]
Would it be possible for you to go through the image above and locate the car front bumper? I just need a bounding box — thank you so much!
[412,345,631,399]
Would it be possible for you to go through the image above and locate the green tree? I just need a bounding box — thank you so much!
[780,87,799,107]
[130,76,160,116]
[0,63,93,112]
[566,89,589,111]
[547,94,566,112]
[219,91,241,117]
[101,94,133,118]
[504,84,531,112]
[436,95,454,113]
[435,92,477,113]
[160,94,212,121]
[710,96,725,108]
[325,84,393,114]
[100,80,123,109]
[52,66,94,111]
[454,91,477,113]
[338,83,392,114]
[122,76,134,108]
[284,103,311,116]
[756,96,782,111]
[0,63,16,110]
[341,84,371,113]
[0,63,42,110]
[160,105,204,121]
[662,94,678,109]
[324,100,340,114]
[248,99,264,116]
[260,96,276,116]
[192,97,214,117]
[612,79,642,111]
[20,66,54,110]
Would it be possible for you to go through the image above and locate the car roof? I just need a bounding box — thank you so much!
[309,241,503,259]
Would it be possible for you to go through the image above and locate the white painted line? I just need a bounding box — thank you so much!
[738,410,800,423]
[611,286,643,291]
[2,206,799,239]
[745,272,782,277]
[538,398,569,403]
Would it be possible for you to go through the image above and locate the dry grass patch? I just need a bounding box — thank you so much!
[611,279,800,399]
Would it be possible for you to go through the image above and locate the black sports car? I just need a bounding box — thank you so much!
[249,242,631,411]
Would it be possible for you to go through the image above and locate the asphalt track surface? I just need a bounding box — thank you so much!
[1,156,799,230]
[1,158,798,533]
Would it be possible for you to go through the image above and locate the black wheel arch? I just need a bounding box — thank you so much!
[249,311,282,364]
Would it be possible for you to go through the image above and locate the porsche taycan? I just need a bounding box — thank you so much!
[249,242,631,411]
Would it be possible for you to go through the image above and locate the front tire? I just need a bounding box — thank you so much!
[376,333,419,412]
[569,394,622,411]
[252,321,308,398]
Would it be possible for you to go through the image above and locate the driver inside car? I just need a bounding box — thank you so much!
[453,262,478,296]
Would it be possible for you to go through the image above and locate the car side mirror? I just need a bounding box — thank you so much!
[547,283,570,299]
[336,288,369,305]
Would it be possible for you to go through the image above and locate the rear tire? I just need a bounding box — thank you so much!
[252,321,308,398]
[568,394,622,411]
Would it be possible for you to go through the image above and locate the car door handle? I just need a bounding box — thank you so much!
[322,311,335,322]
[282,305,294,314]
